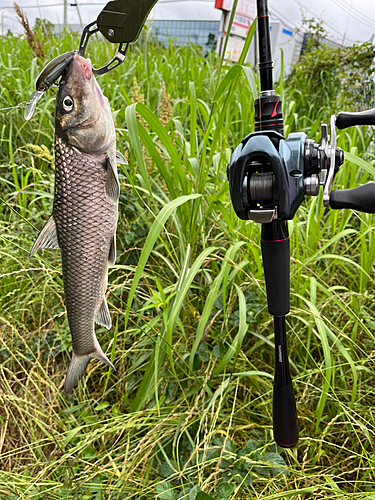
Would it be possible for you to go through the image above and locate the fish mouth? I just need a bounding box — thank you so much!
[73,54,93,80]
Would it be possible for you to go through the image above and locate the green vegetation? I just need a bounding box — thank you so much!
[1,25,375,499]
[286,19,375,123]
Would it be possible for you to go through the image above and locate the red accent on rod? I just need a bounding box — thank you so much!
[261,237,289,243]
[270,100,279,118]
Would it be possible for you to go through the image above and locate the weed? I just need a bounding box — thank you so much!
[0,24,375,500]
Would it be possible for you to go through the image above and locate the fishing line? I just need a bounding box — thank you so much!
[0,101,26,112]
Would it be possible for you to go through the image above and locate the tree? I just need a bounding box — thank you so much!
[34,18,55,35]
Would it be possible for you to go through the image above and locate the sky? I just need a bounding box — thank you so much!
[0,0,374,46]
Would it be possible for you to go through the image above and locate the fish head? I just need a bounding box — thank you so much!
[55,54,115,155]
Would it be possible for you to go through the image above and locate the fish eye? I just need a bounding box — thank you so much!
[62,96,74,112]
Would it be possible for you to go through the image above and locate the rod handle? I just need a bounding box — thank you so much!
[336,109,375,129]
[273,382,299,448]
[261,237,290,317]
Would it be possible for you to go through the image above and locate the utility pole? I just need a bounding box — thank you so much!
[63,0,67,28]
[74,0,83,30]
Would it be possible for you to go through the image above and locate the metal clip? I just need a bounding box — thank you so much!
[78,21,129,76]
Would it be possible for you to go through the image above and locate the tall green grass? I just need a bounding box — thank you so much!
[0,26,375,499]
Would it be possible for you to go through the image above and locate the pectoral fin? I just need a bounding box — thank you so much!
[116,150,128,165]
[105,156,120,203]
[29,215,59,257]
[95,296,112,330]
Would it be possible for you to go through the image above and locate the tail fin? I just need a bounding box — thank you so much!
[64,344,115,394]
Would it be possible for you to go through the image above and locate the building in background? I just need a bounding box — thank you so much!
[147,9,304,76]
[148,19,220,52]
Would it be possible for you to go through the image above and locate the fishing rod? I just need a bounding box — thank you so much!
[227,0,375,447]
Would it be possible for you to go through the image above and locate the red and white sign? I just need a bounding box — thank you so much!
[215,0,256,20]
[225,12,252,37]
[216,0,256,62]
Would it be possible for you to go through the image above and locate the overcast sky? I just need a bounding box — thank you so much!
[0,0,374,45]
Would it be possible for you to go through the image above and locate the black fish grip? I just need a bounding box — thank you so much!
[78,0,159,75]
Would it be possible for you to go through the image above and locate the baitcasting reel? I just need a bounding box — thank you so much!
[228,93,375,224]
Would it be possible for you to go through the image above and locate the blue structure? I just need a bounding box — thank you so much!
[149,20,220,51]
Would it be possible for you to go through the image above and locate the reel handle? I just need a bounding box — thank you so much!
[336,109,375,129]
[330,183,375,213]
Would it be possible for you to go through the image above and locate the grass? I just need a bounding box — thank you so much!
[0,26,375,499]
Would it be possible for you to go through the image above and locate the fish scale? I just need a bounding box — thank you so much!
[54,136,117,355]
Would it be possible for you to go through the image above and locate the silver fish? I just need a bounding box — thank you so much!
[30,54,120,393]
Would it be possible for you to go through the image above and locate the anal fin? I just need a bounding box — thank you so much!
[95,296,112,330]
[105,156,120,203]
[29,215,59,258]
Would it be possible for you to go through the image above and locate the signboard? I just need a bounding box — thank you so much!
[215,0,256,63]
[215,0,256,20]
[223,12,252,38]
[223,36,245,63]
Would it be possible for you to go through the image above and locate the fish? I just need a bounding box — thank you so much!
[29,53,120,393]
